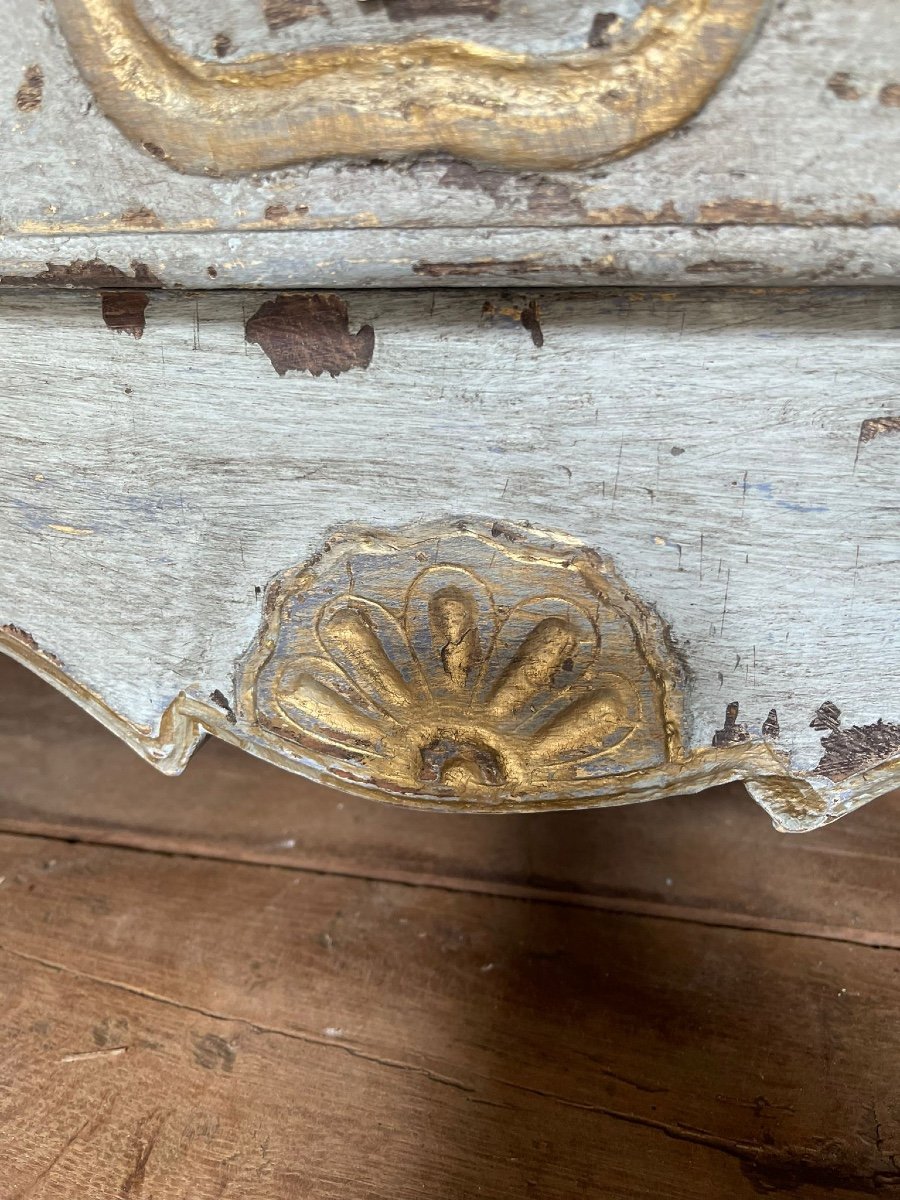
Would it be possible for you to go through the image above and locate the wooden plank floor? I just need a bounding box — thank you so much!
[1,654,899,1199]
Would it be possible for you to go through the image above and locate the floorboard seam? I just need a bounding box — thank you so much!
[1,825,898,953]
[4,942,896,1193]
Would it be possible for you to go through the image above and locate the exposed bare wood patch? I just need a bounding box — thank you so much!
[880,82,900,107]
[141,140,169,163]
[212,32,233,58]
[245,294,374,377]
[15,65,43,112]
[830,72,864,102]
[699,199,786,224]
[518,300,543,347]
[686,258,761,274]
[588,12,620,48]
[481,299,544,347]
[414,260,545,278]
[438,162,509,199]
[209,689,236,723]
[811,701,842,734]
[263,202,309,221]
[120,207,161,228]
[761,709,780,739]
[0,624,40,653]
[360,0,499,21]
[525,180,586,220]
[0,624,62,666]
[812,702,900,781]
[262,0,329,30]
[100,291,149,339]
[857,415,900,453]
[827,72,861,101]
[713,702,750,747]
[0,259,161,289]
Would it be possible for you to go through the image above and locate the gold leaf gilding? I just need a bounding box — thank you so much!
[53,0,771,175]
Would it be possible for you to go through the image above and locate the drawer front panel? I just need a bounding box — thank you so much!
[1,286,897,826]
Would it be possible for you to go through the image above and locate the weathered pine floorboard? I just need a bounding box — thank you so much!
[2,655,900,1197]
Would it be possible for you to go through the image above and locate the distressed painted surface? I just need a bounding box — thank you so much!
[0,0,898,284]
[2,227,900,291]
[0,287,897,825]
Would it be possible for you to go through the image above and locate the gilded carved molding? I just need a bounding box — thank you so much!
[52,0,771,174]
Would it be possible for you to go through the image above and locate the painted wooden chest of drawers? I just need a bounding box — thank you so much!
[1,0,898,830]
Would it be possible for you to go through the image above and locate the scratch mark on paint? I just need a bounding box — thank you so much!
[611,437,624,506]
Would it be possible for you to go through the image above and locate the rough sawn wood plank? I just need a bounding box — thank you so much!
[1,831,899,1198]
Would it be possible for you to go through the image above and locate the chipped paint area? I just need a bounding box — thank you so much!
[857,415,900,452]
[262,0,328,31]
[359,0,499,21]
[15,65,44,112]
[480,298,544,347]
[244,293,374,377]
[0,259,161,289]
[812,703,900,782]
[101,290,149,338]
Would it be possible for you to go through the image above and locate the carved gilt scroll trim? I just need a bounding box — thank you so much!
[52,0,771,175]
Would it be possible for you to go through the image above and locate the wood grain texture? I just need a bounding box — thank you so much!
[2,828,900,1198]
[0,0,898,284]
[0,287,897,822]
[3,654,900,949]
[4,226,900,290]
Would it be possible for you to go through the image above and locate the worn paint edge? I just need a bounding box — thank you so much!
[2,624,898,836]
[1,226,900,289]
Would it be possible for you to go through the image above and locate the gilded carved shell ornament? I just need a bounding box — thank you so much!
[2,518,898,829]
[52,0,772,174]
[238,518,683,808]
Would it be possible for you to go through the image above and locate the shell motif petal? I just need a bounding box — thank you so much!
[480,596,599,728]
[271,656,387,754]
[404,565,497,708]
[316,595,425,720]
[529,676,639,766]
